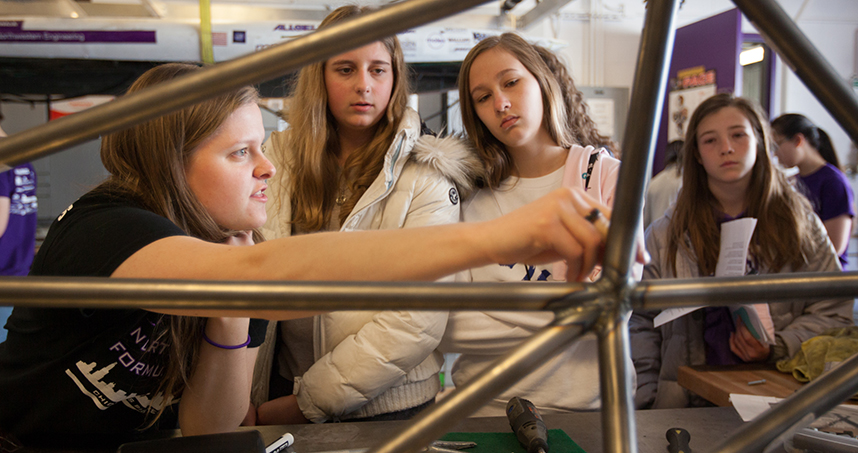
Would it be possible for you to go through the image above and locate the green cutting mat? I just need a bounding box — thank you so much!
[440,429,586,453]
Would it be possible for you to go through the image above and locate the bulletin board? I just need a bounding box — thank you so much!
[667,66,718,142]
[667,84,717,142]
[579,86,629,149]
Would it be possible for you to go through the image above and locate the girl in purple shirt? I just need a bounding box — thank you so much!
[772,114,854,267]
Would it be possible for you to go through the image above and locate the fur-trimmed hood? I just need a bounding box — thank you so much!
[411,134,483,198]
[394,107,483,198]
[254,108,472,423]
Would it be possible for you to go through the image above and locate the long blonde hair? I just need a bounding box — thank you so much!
[458,33,573,188]
[668,93,815,276]
[282,5,410,231]
[97,62,260,425]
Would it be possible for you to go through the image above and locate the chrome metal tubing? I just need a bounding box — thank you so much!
[597,301,638,453]
[601,0,679,282]
[0,277,589,311]
[712,352,858,453]
[634,271,858,311]
[678,2,858,446]
[0,0,491,170]
[368,305,601,453]
[732,0,858,146]
[1,0,855,452]
[595,0,679,450]
[4,272,855,312]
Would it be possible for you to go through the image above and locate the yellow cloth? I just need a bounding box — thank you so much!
[776,327,858,382]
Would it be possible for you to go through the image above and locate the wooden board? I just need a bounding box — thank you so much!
[677,364,804,407]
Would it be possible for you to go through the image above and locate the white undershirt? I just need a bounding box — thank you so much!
[461,166,565,283]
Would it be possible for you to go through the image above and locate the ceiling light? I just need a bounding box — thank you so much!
[740,46,765,66]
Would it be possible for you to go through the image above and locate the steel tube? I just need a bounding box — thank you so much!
[596,0,679,450]
[368,306,601,453]
[732,0,858,147]
[0,0,491,170]
[597,303,638,453]
[634,272,858,311]
[601,0,679,283]
[0,276,590,311]
[2,4,854,453]
[4,271,855,312]
[712,352,858,453]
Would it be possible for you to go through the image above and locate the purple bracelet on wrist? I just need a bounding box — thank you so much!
[202,332,251,349]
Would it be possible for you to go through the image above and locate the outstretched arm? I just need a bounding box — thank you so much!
[113,186,614,319]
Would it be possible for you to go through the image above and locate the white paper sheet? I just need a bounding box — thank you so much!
[715,218,757,277]
[731,393,858,437]
[729,393,781,421]
[654,218,756,328]
[716,218,775,344]
[654,306,701,327]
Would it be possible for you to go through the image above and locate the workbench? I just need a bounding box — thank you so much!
[16,407,745,453]
[248,406,744,453]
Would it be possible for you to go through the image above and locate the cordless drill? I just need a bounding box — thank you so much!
[506,397,549,453]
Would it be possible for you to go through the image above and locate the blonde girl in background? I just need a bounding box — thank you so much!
[0,61,619,448]
[253,5,481,424]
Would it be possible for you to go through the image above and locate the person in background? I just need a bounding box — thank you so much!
[644,140,683,228]
[630,94,853,409]
[252,5,481,425]
[439,33,644,417]
[771,113,854,268]
[0,62,613,449]
[0,115,38,343]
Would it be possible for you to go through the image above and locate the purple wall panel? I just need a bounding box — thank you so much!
[652,8,742,174]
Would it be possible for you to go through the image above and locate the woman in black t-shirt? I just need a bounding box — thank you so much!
[0,62,633,447]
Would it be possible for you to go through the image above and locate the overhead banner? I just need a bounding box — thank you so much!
[0,18,563,64]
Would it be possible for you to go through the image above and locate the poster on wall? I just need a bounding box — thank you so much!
[668,66,717,143]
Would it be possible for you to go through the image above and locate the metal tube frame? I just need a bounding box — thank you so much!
[595,0,679,449]
[371,304,601,453]
[713,351,858,453]
[731,0,858,147]
[1,0,858,451]
[0,0,492,170]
